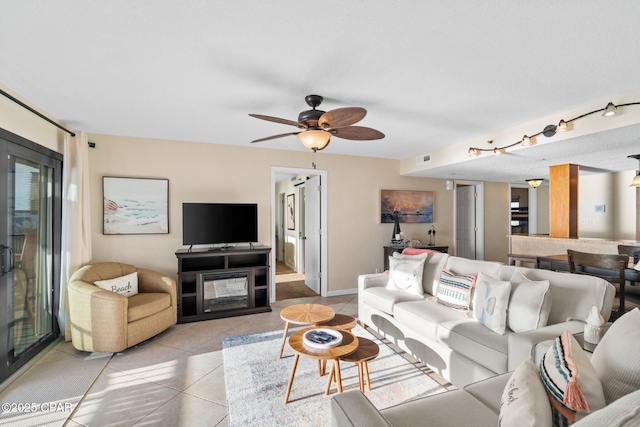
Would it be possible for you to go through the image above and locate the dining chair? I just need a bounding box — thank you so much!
[618,244,640,288]
[567,249,628,316]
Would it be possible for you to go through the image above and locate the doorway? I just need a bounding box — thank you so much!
[0,128,62,384]
[453,180,484,260]
[271,167,328,302]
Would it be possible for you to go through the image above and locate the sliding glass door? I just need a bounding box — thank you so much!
[0,129,62,384]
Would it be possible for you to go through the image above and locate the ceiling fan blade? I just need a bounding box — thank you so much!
[318,107,367,129]
[251,132,300,143]
[332,126,385,140]
[249,114,304,128]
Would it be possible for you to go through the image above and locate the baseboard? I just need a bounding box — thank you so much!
[326,288,357,297]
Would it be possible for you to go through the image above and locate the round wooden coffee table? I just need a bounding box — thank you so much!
[317,313,357,330]
[327,337,380,393]
[278,303,335,359]
[284,327,358,404]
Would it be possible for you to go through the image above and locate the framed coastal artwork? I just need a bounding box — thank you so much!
[103,176,169,235]
[380,189,434,223]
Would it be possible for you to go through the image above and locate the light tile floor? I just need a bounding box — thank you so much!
[60,294,360,427]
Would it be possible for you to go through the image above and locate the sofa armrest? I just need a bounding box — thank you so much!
[358,273,388,291]
[68,280,128,352]
[507,320,585,371]
[137,268,177,324]
[331,391,393,427]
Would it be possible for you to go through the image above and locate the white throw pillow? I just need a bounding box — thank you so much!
[508,270,552,333]
[386,253,426,296]
[473,272,511,335]
[499,357,552,427]
[94,272,139,297]
[539,331,606,426]
[590,307,640,404]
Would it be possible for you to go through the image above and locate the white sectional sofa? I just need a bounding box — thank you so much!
[358,250,616,387]
[333,308,640,427]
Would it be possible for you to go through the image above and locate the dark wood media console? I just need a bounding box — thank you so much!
[175,245,271,323]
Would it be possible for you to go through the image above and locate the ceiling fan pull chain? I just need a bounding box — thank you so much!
[312,149,317,169]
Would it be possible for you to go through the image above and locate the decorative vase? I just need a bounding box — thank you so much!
[583,324,605,344]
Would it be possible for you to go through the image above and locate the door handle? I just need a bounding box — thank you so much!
[1,244,14,277]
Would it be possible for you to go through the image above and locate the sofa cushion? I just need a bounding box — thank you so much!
[381,389,498,427]
[363,287,423,316]
[464,373,511,415]
[499,357,552,427]
[508,269,552,333]
[393,300,463,341]
[419,251,450,296]
[444,257,502,279]
[386,253,426,296]
[498,265,615,326]
[434,269,476,311]
[473,272,511,335]
[94,272,139,297]
[571,388,640,427]
[539,331,606,426]
[437,318,510,374]
[590,307,640,404]
[128,292,171,322]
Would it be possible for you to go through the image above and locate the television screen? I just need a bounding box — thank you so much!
[182,203,258,246]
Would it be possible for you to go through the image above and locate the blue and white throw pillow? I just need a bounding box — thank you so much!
[473,272,511,334]
[435,269,476,311]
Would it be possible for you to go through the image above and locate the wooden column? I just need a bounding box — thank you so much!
[549,164,579,238]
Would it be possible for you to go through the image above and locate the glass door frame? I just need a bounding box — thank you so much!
[0,128,62,383]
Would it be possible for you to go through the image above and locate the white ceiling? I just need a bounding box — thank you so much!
[2,1,640,183]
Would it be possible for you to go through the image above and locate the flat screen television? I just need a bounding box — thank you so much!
[182,203,258,247]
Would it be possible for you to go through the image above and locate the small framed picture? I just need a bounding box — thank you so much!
[287,194,295,230]
[103,176,169,234]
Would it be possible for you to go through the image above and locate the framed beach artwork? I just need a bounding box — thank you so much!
[103,176,169,235]
[287,194,295,230]
[380,189,434,223]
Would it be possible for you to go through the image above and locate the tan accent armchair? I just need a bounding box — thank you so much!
[68,262,177,352]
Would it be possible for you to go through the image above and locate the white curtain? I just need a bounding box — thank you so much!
[58,131,92,340]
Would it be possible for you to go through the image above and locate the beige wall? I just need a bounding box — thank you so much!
[578,170,637,240]
[0,82,65,153]
[88,134,454,294]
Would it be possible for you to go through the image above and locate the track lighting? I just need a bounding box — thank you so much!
[557,120,568,132]
[466,101,639,157]
[521,135,534,146]
[602,102,618,117]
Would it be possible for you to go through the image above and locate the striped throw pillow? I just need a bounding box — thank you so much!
[434,269,476,311]
[539,331,606,426]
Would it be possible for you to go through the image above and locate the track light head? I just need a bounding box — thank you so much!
[602,102,618,117]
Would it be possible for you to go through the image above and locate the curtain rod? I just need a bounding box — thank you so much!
[0,88,76,137]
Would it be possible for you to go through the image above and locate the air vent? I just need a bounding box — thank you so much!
[416,154,431,165]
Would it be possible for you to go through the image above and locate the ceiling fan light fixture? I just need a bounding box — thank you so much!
[602,102,618,117]
[526,179,543,188]
[297,129,331,151]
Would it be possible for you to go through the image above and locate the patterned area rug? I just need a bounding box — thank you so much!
[223,325,446,427]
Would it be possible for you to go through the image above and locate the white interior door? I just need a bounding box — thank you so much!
[456,185,477,259]
[304,175,321,294]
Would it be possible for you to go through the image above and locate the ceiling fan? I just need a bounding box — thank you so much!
[249,94,385,151]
